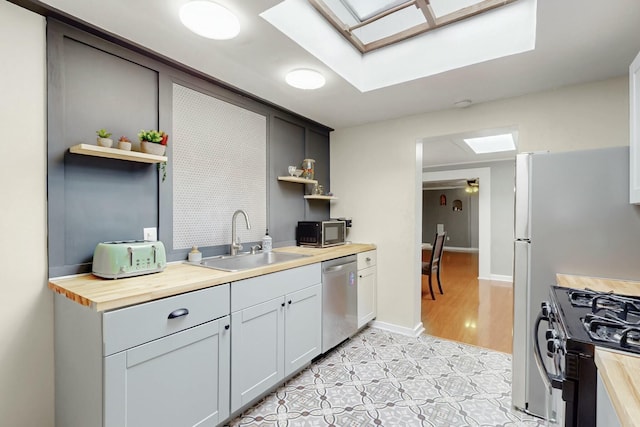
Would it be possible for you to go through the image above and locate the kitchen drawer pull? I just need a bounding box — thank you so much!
[366,257,371,262]
[281,302,285,307]
[168,308,189,319]
[224,324,230,330]
[288,300,292,305]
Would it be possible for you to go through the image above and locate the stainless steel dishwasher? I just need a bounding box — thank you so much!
[321,255,358,353]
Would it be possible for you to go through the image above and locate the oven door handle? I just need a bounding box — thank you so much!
[533,311,564,391]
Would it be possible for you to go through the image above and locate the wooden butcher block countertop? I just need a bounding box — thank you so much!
[557,273,640,427]
[556,274,640,297]
[49,243,376,312]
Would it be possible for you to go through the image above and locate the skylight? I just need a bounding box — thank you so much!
[309,0,519,53]
[261,0,537,92]
[463,134,516,154]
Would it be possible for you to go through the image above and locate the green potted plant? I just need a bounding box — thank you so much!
[138,129,167,156]
[96,128,113,148]
[117,136,132,151]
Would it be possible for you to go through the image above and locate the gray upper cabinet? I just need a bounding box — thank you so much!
[630,49,640,204]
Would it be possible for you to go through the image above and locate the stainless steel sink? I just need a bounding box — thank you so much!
[194,251,311,272]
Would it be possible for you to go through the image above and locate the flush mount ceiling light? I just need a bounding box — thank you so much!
[454,99,473,108]
[179,1,240,40]
[285,69,326,90]
[463,133,516,154]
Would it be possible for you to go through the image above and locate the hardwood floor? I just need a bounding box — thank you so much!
[421,250,514,354]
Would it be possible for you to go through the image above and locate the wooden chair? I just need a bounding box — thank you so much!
[422,232,446,300]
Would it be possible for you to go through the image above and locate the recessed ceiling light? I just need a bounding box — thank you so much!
[179,1,240,40]
[463,134,516,154]
[285,69,326,90]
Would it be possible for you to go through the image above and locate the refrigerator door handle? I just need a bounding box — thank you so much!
[515,153,532,240]
[512,240,530,411]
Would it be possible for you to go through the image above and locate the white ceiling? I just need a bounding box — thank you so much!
[36,0,640,166]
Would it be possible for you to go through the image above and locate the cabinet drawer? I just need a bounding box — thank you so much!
[357,250,377,269]
[103,284,230,356]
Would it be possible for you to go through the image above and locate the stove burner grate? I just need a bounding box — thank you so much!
[568,289,640,322]
[582,314,640,351]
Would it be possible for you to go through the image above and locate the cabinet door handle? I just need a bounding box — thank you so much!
[366,257,371,262]
[281,302,285,307]
[168,308,189,319]
[288,300,292,305]
[224,324,230,330]
[359,275,363,278]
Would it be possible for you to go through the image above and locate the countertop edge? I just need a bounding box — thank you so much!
[49,243,376,311]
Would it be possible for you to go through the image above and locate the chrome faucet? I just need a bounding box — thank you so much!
[230,209,251,256]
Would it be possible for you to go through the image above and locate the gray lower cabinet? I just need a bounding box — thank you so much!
[596,372,622,427]
[104,317,230,427]
[284,284,322,376]
[230,264,322,413]
[54,283,231,427]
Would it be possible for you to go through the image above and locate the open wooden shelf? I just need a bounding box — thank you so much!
[277,176,318,185]
[303,195,338,200]
[69,144,167,164]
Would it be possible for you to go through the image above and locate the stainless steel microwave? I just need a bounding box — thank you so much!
[296,220,346,247]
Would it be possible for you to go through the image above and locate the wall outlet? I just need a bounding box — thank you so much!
[143,227,157,242]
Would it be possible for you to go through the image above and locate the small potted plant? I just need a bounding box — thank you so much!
[117,136,132,151]
[138,129,167,156]
[96,129,113,148]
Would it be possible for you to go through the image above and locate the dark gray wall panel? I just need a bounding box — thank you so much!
[269,117,306,244]
[47,21,332,274]
[48,33,159,276]
[304,129,331,221]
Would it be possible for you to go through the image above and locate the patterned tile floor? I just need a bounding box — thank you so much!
[227,327,545,427]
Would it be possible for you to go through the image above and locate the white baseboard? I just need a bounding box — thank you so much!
[445,246,479,253]
[370,320,425,337]
[490,274,513,282]
[422,244,479,253]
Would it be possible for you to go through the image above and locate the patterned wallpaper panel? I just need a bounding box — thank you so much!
[172,84,267,250]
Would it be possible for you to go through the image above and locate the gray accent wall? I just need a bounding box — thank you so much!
[47,21,330,276]
[304,129,331,222]
[424,160,515,277]
[48,27,159,277]
[422,188,478,248]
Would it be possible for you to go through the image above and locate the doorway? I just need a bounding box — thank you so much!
[421,168,514,353]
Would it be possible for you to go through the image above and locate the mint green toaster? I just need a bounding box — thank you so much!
[92,240,167,279]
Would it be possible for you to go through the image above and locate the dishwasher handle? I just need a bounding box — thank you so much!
[323,261,357,274]
[324,265,346,274]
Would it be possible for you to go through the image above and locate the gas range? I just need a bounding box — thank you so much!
[554,286,640,354]
[535,286,640,427]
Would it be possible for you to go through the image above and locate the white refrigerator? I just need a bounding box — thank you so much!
[512,146,640,418]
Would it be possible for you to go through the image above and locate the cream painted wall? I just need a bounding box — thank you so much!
[330,76,629,332]
[0,2,51,425]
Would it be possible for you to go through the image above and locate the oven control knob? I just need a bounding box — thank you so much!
[541,302,551,318]
[545,329,558,340]
[547,339,560,354]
